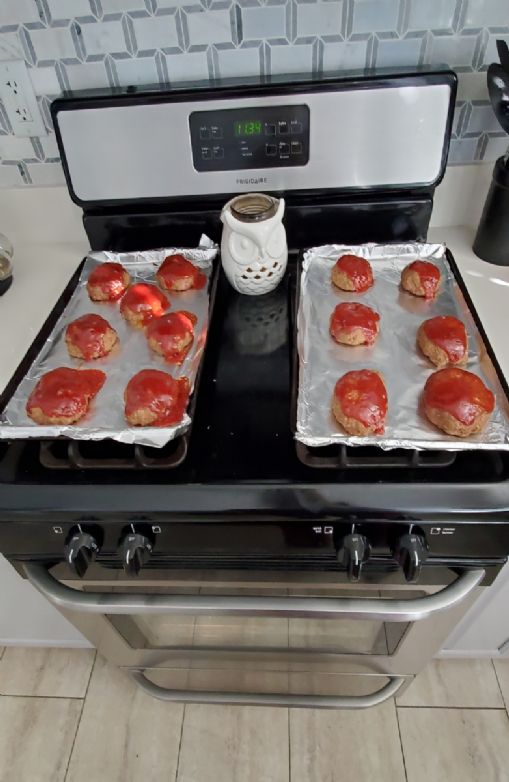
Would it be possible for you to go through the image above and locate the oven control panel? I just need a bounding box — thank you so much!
[189,104,310,172]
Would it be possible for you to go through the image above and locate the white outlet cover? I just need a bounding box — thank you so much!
[0,60,47,138]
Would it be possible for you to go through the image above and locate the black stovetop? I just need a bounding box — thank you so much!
[1,259,509,521]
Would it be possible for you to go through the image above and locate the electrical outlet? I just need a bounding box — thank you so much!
[0,60,47,138]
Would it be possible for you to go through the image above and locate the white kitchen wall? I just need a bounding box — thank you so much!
[0,0,507,187]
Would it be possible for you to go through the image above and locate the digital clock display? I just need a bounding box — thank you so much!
[234,120,262,137]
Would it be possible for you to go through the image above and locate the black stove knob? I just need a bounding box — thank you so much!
[394,533,429,583]
[65,531,99,578]
[337,533,371,581]
[122,532,153,577]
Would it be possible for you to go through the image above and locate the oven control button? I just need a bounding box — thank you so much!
[337,533,371,582]
[121,532,153,577]
[65,531,99,578]
[393,533,429,583]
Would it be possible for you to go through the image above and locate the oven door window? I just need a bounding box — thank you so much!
[103,586,422,656]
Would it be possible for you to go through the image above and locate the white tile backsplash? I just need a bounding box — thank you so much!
[0,136,36,160]
[0,163,25,187]
[269,41,313,72]
[25,161,65,185]
[28,65,61,95]
[322,39,367,71]
[47,0,95,21]
[132,15,179,52]
[464,0,509,29]
[0,32,25,61]
[376,36,423,67]
[0,0,41,27]
[426,33,478,69]
[81,20,126,57]
[243,6,287,41]
[64,60,109,89]
[165,50,210,82]
[29,26,78,63]
[0,0,506,185]
[297,1,343,39]
[114,54,159,85]
[407,0,456,32]
[351,0,400,35]
[186,9,232,48]
[216,45,262,78]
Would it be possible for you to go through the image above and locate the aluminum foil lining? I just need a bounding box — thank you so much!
[296,242,509,451]
[0,240,217,448]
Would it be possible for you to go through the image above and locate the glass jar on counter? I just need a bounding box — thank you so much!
[0,233,13,295]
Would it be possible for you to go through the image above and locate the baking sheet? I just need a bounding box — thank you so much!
[296,242,509,451]
[0,241,217,448]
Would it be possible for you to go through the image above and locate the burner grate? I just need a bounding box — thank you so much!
[295,441,456,470]
[39,438,186,470]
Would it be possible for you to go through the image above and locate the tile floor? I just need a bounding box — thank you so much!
[0,648,509,781]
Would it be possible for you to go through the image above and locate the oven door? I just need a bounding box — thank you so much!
[24,563,484,708]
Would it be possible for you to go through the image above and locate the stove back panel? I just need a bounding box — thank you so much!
[52,70,456,208]
[83,195,432,252]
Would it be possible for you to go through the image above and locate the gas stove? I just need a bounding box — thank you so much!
[0,68,507,708]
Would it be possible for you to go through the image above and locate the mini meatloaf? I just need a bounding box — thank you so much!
[120,282,169,329]
[401,260,441,299]
[26,367,105,425]
[65,313,118,360]
[124,369,190,426]
[156,254,206,292]
[331,254,374,293]
[423,367,495,437]
[332,369,388,436]
[87,262,130,302]
[330,302,380,346]
[417,316,468,368]
[146,310,197,364]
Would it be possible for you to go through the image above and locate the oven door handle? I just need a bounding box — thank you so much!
[23,564,484,622]
[130,670,406,709]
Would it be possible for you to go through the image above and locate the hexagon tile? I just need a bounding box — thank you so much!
[0,0,507,185]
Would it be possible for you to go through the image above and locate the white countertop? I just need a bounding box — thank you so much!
[0,241,88,395]
[0,227,507,396]
[429,226,509,384]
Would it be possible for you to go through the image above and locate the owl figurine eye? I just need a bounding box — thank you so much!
[266,226,286,260]
[220,193,288,296]
[229,233,259,266]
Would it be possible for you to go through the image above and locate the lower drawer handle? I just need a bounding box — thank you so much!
[23,563,484,622]
[130,670,406,709]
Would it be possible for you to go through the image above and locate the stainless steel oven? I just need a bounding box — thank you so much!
[2,69,509,712]
[24,561,484,709]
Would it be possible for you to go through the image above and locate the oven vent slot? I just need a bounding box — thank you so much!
[295,442,457,470]
[38,438,186,470]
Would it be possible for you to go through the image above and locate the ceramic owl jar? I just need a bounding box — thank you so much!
[220,194,288,295]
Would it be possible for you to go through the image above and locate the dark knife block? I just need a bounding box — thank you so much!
[473,156,509,265]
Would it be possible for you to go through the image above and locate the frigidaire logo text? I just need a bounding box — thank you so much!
[236,177,267,185]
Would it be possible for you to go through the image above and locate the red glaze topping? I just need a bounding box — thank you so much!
[330,302,380,345]
[26,367,105,420]
[334,370,388,433]
[124,369,190,426]
[424,368,495,425]
[65,313,115,360]
[334,254,373,292]
[406,260,440,299]
[87,262,128,300]
[146,311,197,364]
[157,254,206,290]
[120,283,169,326]
[421,316,467,363]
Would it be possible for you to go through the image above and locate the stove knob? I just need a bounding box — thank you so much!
[122,532,153,577]
[394,533,429,583]
[65,531,99,578]
[337,533,371,581]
